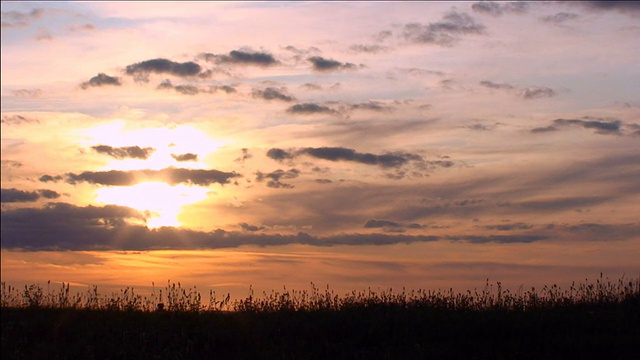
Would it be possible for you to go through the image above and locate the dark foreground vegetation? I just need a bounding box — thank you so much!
[2,276,639,359]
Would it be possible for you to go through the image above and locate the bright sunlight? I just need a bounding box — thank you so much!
[95,182,210,228]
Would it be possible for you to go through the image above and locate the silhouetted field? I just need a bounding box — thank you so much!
[2,276,639,359]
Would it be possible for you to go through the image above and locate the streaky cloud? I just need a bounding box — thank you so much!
[58,168,239,186]
[92,145,155,159]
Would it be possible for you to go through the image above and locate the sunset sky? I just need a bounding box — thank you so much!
[2,1,639,298]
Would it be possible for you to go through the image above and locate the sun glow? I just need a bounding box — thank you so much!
[95,182,210,228]
[78,121,226,171]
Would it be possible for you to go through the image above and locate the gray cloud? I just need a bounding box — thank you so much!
[530,125,559,133]
[553,118,622,135]
[256,169,300,189]
[1,160,23,168]
[235,148,253,163]
[80,73,121,89]
[267,147,451,171]
[512,196,612,212]
[125,58,202,82]
[445,234,548,244]
[39,175,63,183]
[47,168,239,186]
[403,11,485,47]
[266,148,294,161]
[308,56,358,72]
[1,8,46,29]
[171,153,198,162]
[5,202,637,251]
[540,12,579,24]
[480,81,556,99]
[485,222,535,231]
[1,115,39,125]
[157,79,200,95]
[91,145,155,159]
[300,82,341,91]
[520,87,556,100]
[0,203,444,250]
[11,89,42,98]
[286,103,338,115]
[349,44,387,53]
[479,80,515,90]
[252,87,295,102]
[301,147,422,168]
[471,1,529,17]
[363,219,425,232]
[348,101,395,113]
[1,188,60,203]
[364,219,402,228]
[239,222,265,232]
[532,117,625,135]
[569,1,640,14]
[204,50,279,66]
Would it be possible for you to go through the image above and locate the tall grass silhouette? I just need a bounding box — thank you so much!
[2,275,639,359]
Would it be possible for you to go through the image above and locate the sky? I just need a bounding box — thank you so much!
[1,1,639,299]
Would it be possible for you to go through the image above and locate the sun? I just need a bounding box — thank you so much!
[77,121,230,228]
[95,182,209,228]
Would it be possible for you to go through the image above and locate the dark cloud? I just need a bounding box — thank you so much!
[157,79,200,95]
[266,147,449,172]
[520,87,556,100]
[256,169,300,189]
[348,101,395,113]
[0,203,444,250]
[349,44,387,53]
[205,50,279,66]
[1,8,46,29]
[286,103,338,115]
[39,175,63,183]
[56,168,239,186]
[1,188,39,203]
[171,153,198,162]
[364,219,424,233]
[239,223,265,232]
[252,87,295,102]
[35,30,53,41]
[480,81,557,100]
[570,1,640,14]
[300,147,423,168]
[553,118,622,135]
[364,219,402,228]
[1,188,60,203]
[530,125,559,133]
[403,11,485,47]
[80,73,121,89]
[540,12,579,24]
[210,85,237,94]
[300,82,341,91]
[471,1,530,17]
[266,148,294,161]
[11,89,42,98]
[626,124,640,137]
[125,58,202,82]
[485,222,535,231]
[92,145,155,159]
[515,196,612,212]
[235,148,253,163]
[307,56,358,72]
[1,160,23,168]
[1,115,39,125]
[532,117,625,135]
[479,80,515,90]
[446,234,548,244]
